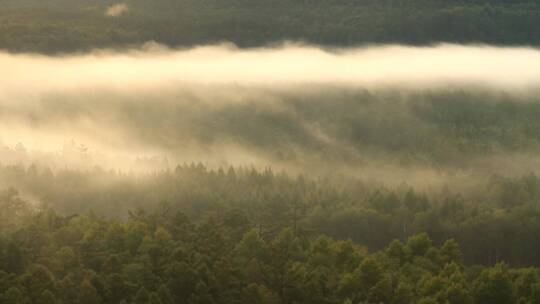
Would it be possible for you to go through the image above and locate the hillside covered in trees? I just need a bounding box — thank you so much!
[3,0,540,302]
[2,181,540,304]
[3,164,540,267]
[1,0,540,52]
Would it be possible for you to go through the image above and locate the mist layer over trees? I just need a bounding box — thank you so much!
[2,8,540,302]
[2,45,540,177]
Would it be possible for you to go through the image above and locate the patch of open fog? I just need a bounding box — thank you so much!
[1,43,540,96]
[1,43,540,184]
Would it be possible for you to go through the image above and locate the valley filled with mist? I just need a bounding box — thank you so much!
[2,1,540,303]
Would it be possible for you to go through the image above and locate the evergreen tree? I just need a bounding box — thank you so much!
[79,279,102,304]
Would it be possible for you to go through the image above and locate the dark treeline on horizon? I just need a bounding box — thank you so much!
[1,0,540,52]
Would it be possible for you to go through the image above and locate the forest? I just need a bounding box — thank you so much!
[1,0,540,53]
[3,0,540,302]
[2,169,540,303]
[2,47,540,302]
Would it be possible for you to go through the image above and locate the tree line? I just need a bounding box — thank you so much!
[1,163,540,267]
[1,192,540,304]
[1,0,540,53]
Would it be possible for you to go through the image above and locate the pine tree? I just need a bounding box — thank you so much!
[149,292,163,304]
[157,285,175,304]
[37,289,58,304]
[3,287,25,303]
[79,279,102,304]
[134,287,150,304]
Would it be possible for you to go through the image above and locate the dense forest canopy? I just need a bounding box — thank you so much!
[3,0,540,302]
[3,163,540,266]
[1,0,540,52]
[2,179,540,304]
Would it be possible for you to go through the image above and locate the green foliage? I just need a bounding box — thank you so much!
[79,278,102,304]
[1,0,540,53]
[0,200,539,303]
[4,163,540,267]
[473,263,514,304]
[134,287,150,304]
[38,290,58,304]
[2,287,26,304]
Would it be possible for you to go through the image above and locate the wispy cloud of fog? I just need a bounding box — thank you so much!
[2,43,540,96]
[105,3,128,17]
[2,43,540,185]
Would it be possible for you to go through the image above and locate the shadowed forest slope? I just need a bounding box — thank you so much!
[2,0,540,52]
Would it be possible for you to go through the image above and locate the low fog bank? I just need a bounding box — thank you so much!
[2,43,540,187]
[2,43,540,93]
